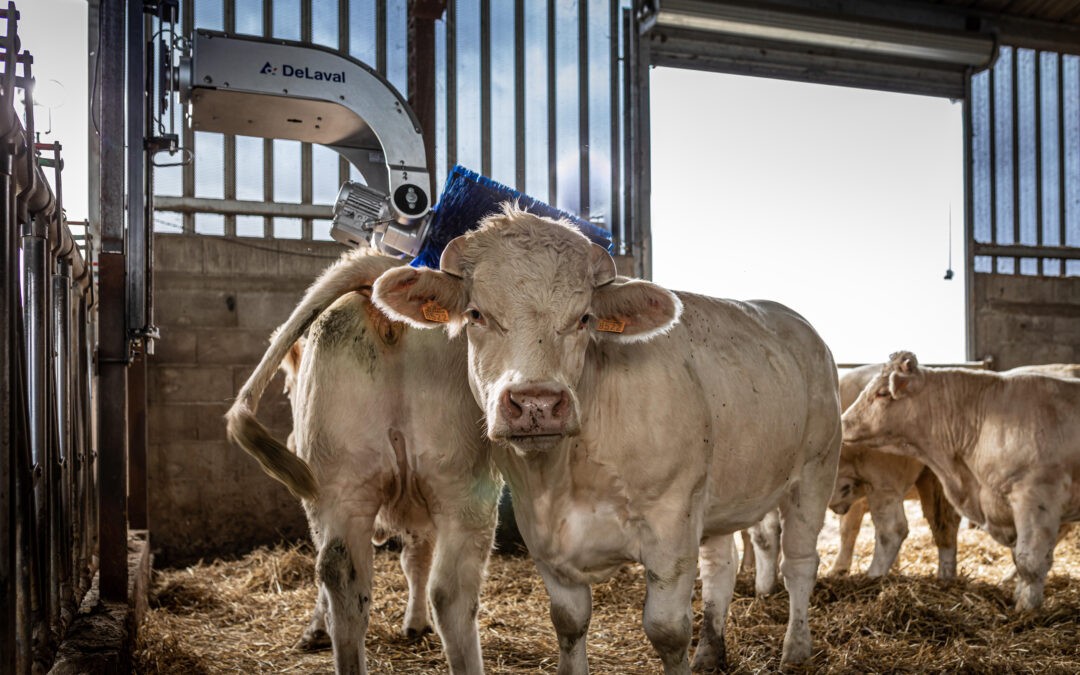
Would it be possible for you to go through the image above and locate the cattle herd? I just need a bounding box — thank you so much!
[226,208,1080,675]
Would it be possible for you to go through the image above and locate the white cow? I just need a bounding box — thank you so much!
[226,247,501,674]
[373,207,842,671]
[841,351,1080,611]
[831,362,1080,579]
[829,364,960,579]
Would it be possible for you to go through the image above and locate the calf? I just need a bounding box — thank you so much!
[842,351,1080,611]
[373,207,842,671]
[829,364,960,579]
[226,247,501,674]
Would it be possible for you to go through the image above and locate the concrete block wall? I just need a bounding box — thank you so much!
[973,272,1080,370]
[149,234,344,566]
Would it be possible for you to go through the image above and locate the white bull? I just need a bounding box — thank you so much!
[841,351,1080,611]
[226,248,501,674]
[373,207,842,672]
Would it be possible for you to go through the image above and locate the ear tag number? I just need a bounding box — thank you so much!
[596,318,625,333]
[422,301,450,323]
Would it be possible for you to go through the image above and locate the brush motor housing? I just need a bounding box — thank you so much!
[330,180,432,257]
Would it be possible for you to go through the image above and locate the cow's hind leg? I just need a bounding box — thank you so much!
[294,583,332,651]
[778,429,840,665]
[428,521,492,674]
[317,518,376,675]
[829,499,866,576]
[739,530,755,574]
[400,532,434,638]
[749,509,781,595]
[692,534,737,673]
[915,468,959,580]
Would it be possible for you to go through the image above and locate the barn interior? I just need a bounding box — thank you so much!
[3,0,1080,672]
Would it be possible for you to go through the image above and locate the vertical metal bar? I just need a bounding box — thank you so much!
[182,0,195,233]
[546,0,557,206]
[301,0,313,240]
[128,0,147,340]
[98,0,130,603]
[479,0,491,177]
[446,0,457,173]
[988,56,997,272]
[629,6,651,279]
[1058,52,1066,275]
[964,72,977,360]
[1011,48,1020,253]
[126,356,147,531]
[0,133,16,675]
[608,0,621,252]
[263,0,273,238]
[1034,51,1043,275]
[513,0,525,192]
[51,263,73,619]
[621,7,633,262]
[224,0,237,237]
[407,0,439,198]
[376,0,387,74]
[338,0,350,186]
[577,0,589,217]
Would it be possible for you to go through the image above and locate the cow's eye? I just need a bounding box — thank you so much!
[579,314,591,329]
[875,388,890,399]
[467,308,486,326]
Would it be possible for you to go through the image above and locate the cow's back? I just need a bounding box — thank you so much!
[578,292,840,533]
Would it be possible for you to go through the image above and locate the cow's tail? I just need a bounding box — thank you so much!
[225,247,403,500]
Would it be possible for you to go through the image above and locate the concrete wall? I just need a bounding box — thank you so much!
[149,234,343,566]
[972,272,1080,370]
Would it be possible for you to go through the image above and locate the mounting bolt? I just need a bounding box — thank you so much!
[203,75,212,84]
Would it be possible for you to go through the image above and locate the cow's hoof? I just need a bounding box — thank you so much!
[690,640,726,672]
[293,628,332,652]
[780,637,812,665]
[404,625,433,641]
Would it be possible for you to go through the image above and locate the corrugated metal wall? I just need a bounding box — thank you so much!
[969,47,1080,276]
[153,0,634,254]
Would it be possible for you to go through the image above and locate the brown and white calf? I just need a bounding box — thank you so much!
[226,248,501,674]
[829,364,960,579]
[373,207,842,672]
[842,352,1080,611]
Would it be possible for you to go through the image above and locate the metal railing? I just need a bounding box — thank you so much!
[1,4,100,672]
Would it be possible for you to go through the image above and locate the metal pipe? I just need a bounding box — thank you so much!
[0,116,16,675]
[53,262,74,617]
[577,0,589,218]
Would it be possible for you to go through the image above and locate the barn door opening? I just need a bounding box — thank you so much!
[649,68,967,365]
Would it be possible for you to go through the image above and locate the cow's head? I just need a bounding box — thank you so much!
[372,205,681,455]
[841,351,925,448]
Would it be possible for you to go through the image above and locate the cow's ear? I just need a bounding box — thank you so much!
[372,266,467,333]
[590,279,682,343]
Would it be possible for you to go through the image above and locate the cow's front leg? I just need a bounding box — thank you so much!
[642,549,697,675]
[428,521,492,675]
[399,532,434,638]
[829,499,866,576]
[692,534,737,673]
[535,560,592,675]
[317,520,376,675]
[749,509,781,595]
[915,468,959,580]
[865,489,908,577]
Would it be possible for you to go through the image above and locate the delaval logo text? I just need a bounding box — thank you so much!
[260,61,345,83]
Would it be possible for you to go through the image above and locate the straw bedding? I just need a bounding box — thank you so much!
[135,503,1080,673]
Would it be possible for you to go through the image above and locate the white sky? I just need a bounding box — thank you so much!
[650,67,967,364]
[27,3,967,364]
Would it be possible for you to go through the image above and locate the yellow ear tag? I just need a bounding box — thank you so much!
[421,300,450,323]
[596,318,625,334]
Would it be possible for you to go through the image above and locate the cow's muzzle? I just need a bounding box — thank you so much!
[498,384,575,449]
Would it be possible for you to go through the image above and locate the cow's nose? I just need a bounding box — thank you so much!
[500,386,572,435]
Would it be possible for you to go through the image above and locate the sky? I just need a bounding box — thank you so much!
[26,2,967,365]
